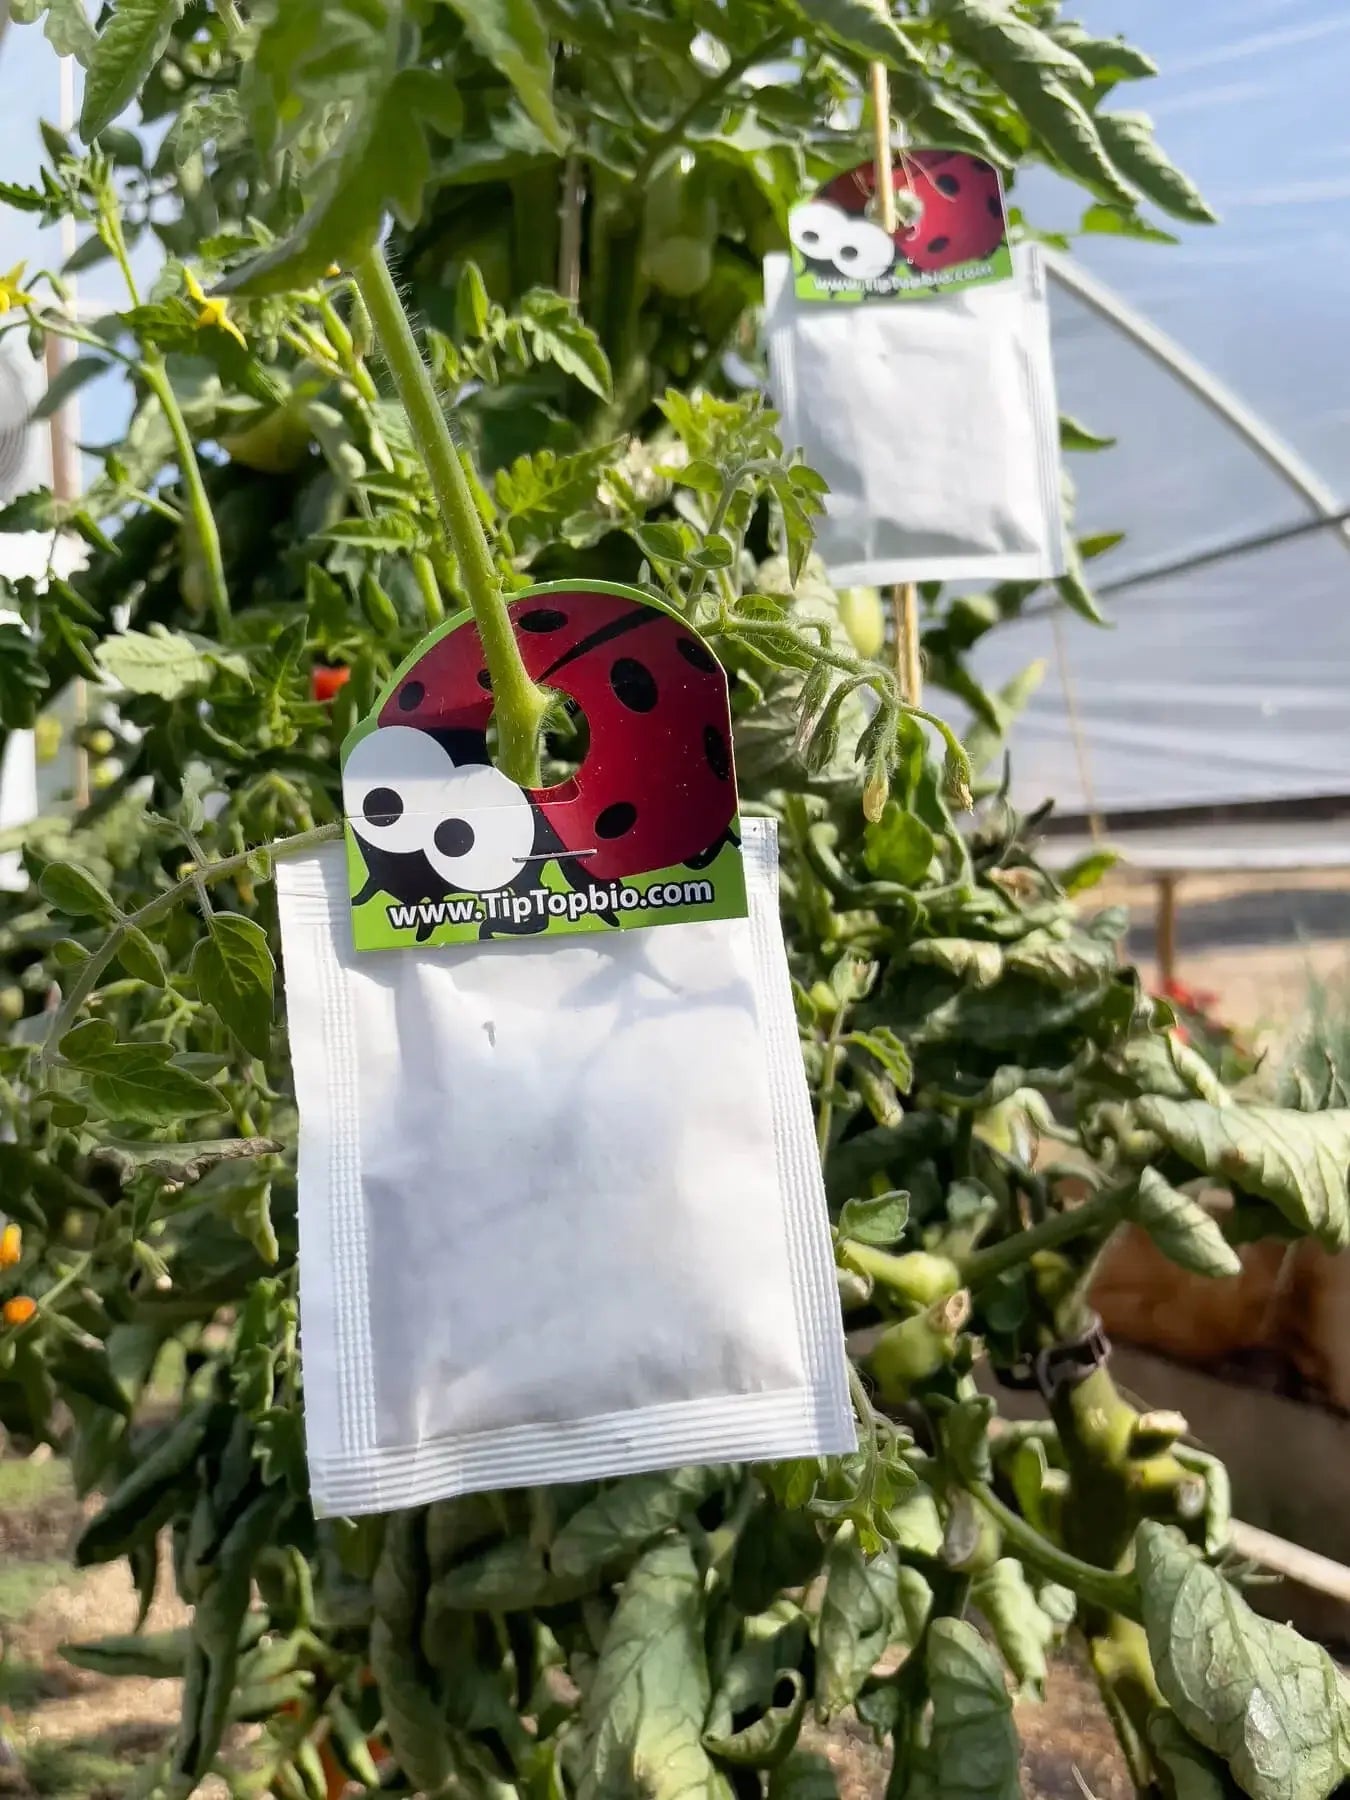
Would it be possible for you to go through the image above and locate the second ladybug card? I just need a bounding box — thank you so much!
[341,581,748,950]
[790,150,1012,305]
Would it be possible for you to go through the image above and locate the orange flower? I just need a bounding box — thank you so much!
[3,1296,36,1327]
[0,1223,20,1268]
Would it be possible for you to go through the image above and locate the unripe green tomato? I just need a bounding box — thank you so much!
[221,402,313,474]
[0,986,24,1023]
[839,587,886,660]
[85,728,115,757]
[642,160,718,298]
[948,1506,1003,1574]
[91,760,119,790]
[33,714,62,764]
[885,1251,963,1307]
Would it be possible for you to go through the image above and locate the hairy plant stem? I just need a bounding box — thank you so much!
[38,822,342,1071]
[959,1189,1125,1288]
[352,245,547,786]
[142,357,231,638]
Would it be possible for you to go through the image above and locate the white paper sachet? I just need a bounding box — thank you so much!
[276,817,854,1516]
[765,244,1065,586]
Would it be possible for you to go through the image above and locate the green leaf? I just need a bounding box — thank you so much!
[224,1180,278,1265]
[1006,929,1116,991]
[732,1510,825,1616]
[1136,1522,1350,1800]
[938,0,1090,86]
[551,1467,728,1581]
[579,1538,731,1800]
[864,803,935,886]
[1060,413,1116,454]
[60,1030,227,1125]
[97,627,218,699]
[115,925,165,987]
[846,1029,913,1093]
[1133,1098,1350,1250]
[21,0,96,60]
[31,355,109,423]
[1055,543,1108,626]
[190,912,276,1059]
[39,860,119,920]
[79,0,183,141]
[436,0,568,153]
[456,261,491,339]
[839,1190,909,1248]
[1098,112,1216,225]
[815,1527,899,1722]
[1058,848,1119,895]
[520,290,613,399]
[914,1618,1021,1800]
[1128,1169,1241,1279]
[1148,1715,1243,1800]
[971,1559,1056,1699]
[430,1539,585,1612]
[1080,202,1179,246]
[1052,25,1158,85]
[1014,79,1137,206]
[791,0,925,74]
[704,1669,806,1769]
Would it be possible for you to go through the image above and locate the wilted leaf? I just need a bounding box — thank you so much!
[1149,1714,1244,1800]
[911,1618,1022,1800]
[579,1537,731,1800]
[1127,1169,1241,1279]
[732,1507,826,1616]
[190,912,276,1059]
[430,1540,586,1613]
[815,1527,899,1722]
[972,1559,1056,1699]
[1136,1522,1350,1800]
[911,939,1005,989]
[80,0,182,140]
[1006,929,1115,991]
[91,1137,280,1188]
[1134,1099,1350,1250]
[704,1668,806,1768]
[550,1466,728,1581]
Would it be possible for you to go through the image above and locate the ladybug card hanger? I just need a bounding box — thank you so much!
[789,150,1011,305]
[340,581,748,951]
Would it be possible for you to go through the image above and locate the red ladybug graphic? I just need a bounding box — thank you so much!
[355,589,738,924]
[821,151,1005,276]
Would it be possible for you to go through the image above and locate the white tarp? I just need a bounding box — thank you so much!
[968,0,1350,859]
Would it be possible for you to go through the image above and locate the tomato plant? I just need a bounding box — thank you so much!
[0,5,1345,1800]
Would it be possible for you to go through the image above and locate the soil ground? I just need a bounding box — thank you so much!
[0,868,1344,1799]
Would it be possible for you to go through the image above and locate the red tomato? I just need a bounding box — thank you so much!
[311,665,351,704]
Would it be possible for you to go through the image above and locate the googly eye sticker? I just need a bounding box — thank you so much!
[421,763,537,894]
[346,725,458,856]
[787,150,1012,305]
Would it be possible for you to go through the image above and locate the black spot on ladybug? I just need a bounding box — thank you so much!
[364,786,403,827]
[518,608,568,633]
[676,636,716,673]
[610,657,658,713]
[704,725,730,782]
[477,668,492,690]
[398,681,425,712]
[434,817,475,858]
[596,801,637,839]
[927,235,951,255]
[988,196,1002,218]
[936,174,960,196]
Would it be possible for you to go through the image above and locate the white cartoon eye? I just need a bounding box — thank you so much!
[830,217,895,280]
[422,762,537,894]
[345,726,458,856]
[789,200,848,263]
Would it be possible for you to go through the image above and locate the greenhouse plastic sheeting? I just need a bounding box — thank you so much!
[966,0,1350,857]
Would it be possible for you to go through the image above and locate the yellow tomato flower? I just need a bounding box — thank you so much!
[184,267,247,350]
[0,1223,20,1268]
[0,262,36,315]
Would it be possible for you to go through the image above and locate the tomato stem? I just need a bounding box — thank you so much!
[351,245,547,787]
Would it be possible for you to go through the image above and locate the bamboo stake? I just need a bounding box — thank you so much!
[869,62,923,706]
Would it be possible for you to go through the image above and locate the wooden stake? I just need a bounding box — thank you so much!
[1155,873,1178,989]
[868,62,897,233]
[894,583,921,706]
